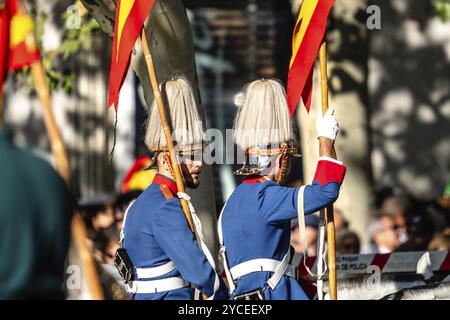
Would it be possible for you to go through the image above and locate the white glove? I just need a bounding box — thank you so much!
[316,107,339,141]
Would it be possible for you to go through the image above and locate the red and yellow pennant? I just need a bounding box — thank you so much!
[8,2,40,71]
[287,0,335,116]
[108,0,156,110]
[121,155,155,193]
[0,0,40,94]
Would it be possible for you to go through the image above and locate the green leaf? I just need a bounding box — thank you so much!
[11,1,102,93]
[433,0,450,21]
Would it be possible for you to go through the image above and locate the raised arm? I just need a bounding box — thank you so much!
[258,159,346,224]
[258,107,346,224]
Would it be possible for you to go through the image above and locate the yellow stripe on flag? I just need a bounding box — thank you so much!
[290,0,319,68]
[10,14,34,48]
[116,0,136,61]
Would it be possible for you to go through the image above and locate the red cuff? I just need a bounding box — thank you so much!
[313,160,346,186]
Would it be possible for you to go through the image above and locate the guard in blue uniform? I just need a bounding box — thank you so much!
[118,78,228,300]
[219,79,346,300]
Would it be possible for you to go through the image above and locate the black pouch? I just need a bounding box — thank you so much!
[233,288,265,300]
[114,248,134,284]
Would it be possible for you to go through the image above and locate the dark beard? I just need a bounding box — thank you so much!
[180,164,199,189]
[185,177,199,189]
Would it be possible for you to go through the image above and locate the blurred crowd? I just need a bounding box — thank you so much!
[78,156,155,269]
[290,184,450,256]
[73,156,155,299]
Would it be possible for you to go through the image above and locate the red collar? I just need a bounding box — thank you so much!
[153,174,178,195]
[243,174,267,185]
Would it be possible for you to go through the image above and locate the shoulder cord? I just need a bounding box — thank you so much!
[316,209,327,300]
[119,200,136,246]
[217,203,236,295]
[177,191,220,300]
[297,186,328,280]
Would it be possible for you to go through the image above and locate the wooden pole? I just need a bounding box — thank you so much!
[140,29,194,231]
[30,61,71,183]
[319,42,338,300]
[30,48,106,302]
[18,1,104,300]
[15,0,70,182]
[71,214,105,299]
[140,30,210,300]
[30,61,105,300]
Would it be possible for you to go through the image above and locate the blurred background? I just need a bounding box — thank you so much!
[1,0,449,299]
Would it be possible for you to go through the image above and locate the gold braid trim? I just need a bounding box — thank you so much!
[152,143,204,154]
[247,142,299,157]
[276,144,290,185]
[161,152,175,180]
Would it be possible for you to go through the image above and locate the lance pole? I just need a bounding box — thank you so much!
[140,28,211,300]
[140,29,194,231]
[19,0,104,300]
[30,58,105,301]
[30,39,106,302]
[319,41,337,300]
[30,61,71,182]
[30,57,106,301]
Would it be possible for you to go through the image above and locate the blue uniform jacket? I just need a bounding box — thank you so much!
[123,174,228,300]
[220,158,346,300]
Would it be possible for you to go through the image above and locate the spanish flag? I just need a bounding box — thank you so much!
[121,155,155,193]
[0,0,40,93]
[287,0,335,116]
[108,0,156,111]
[8,0,40,71]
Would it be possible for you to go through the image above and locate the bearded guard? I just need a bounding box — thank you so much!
[218,79,346,300]
[118,77,228,300]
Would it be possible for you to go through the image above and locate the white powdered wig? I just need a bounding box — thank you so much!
[145,78,205,151]
[233,79,295,150]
